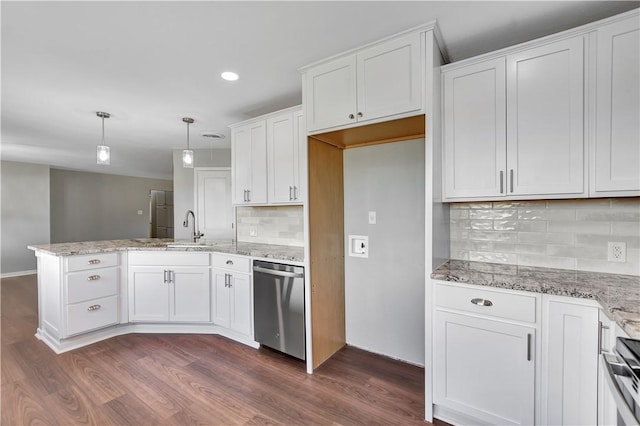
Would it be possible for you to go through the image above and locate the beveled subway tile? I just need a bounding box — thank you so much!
[515,221,548,232]
[515,244,547,255]
[468,202,494,209]
[547,245,606,260]
[451,219,471,230]
[493,220,517,231]
[450,209,469,219]
[611,222,640,237]
[450,202,471,210]
[547,220,610,234]
[469,231,518,242]
[518,209,575,221]
[610,198,640,209]
[577,258,640,276]
[546,199,611,209]
[518,254,577,270]
[469,251,517,264]
[469,209,517,220]
[575,233,640,249]
[491,242,518,253]
[470,220,493,230]
[518,232,574,244]
[450,249,469,260]
[468,241,494,251]
[576,209,640,222]
[493,200,546,209]
[450,241,472,251]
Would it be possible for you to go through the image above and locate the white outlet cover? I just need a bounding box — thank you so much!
[368,211,376,225]
[249,226,258,237]
[137,210,143,215]
[607,242,626,263]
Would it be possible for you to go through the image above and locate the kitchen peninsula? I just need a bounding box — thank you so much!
[28,238,303,354]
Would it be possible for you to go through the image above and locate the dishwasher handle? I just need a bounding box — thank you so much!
[253,266,303,279]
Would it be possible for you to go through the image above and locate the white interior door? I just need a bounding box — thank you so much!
[195,168,233,240]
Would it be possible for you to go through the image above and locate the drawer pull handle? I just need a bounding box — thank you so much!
[87,275,101,281]
[87,304,101,311]
[88,259,101,265]
[226,260,234,265]
[471,298,493,307]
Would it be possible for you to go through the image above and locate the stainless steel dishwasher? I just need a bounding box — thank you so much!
[253,260,305,361]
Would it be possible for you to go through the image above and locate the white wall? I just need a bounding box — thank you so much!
[50,169,172,243]
[343,139,425,365]
[1,161,51,275]
[172,148,231,240]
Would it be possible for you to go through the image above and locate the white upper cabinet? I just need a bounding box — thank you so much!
[443,58,507,198]
[506,37,585,196]
[443,36,586,201]
[592,15,640,196]
[232,106,305,206]
[231,121,267,205]
[304,32,422,133]
[267,108,304,203]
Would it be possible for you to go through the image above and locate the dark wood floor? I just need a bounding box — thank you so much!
[1,274,437,425]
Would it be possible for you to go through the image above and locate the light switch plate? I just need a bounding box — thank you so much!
[368,211,376,225]
[137,210,143,216]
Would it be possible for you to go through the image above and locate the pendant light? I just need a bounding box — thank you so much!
[182,117,194,168]
[96,111,111,165]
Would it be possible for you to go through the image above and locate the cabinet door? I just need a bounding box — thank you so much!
[128,268,169,322]
[212,270,230,328]
[434,310,535,425]
[169,268,210,322]
[267,111,298,203]
[195,169,233,239]
[229,272,252,337]
[443,58,507,199]
[356,32,422,122]
[293,109,306,202]
[594,17,640,195]
[305,56,357,132]
[231,121,267,204]
[506,36,585,196]
[541,298,598,425]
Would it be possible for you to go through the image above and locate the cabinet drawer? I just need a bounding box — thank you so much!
[66,267,119,304]
[66,252,119,272]
[211,253,251,273]
[66,295,118,336]
[435,282,537,323]
[128,251,210,266]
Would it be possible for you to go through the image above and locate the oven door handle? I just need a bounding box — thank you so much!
[601,354,640,426]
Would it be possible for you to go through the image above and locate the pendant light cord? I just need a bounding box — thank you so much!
[186,121,190,150]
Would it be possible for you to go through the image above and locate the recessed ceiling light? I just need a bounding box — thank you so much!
[221,71,239,81]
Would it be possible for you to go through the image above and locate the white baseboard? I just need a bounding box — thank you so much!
[1,270,36,279]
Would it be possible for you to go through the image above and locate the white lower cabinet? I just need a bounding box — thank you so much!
[212,269,252,337]
[434,282,537,425]
[541,296,599,426]
[128,266,210,322]
[433,281,601,426]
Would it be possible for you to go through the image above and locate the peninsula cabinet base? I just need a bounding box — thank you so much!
[35,323,259,354]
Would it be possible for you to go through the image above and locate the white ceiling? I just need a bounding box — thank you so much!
[2,1,637,180]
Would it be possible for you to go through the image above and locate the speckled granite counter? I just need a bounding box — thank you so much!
[28,239,304,263]
[432,260,640,339]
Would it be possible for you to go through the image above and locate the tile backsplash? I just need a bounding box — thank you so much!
[450,198,640,276]
[236,206,304,247]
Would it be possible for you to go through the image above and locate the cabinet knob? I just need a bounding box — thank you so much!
[471,298,493,307]
[87,304,101,311]
[226,260,234,265]
[348,114,355,119]
[87,275,101,281]
[88,259,101,265]
[357,112,363,118]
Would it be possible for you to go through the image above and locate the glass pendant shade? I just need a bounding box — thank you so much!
[182,117,195,168]
[96,111,111,165]
[97,145,111,165]
[182,149,194,168]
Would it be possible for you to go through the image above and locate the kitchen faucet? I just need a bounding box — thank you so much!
[183,210,204,242]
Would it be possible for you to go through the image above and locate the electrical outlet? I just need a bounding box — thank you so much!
[607,242,626,263]
[249,226,258,237]
[368,211,376,225]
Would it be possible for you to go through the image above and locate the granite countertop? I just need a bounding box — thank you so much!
[431,260,640,339]
[28,238,304,263]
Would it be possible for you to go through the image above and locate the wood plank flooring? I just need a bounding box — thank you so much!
[1,274,441,425]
